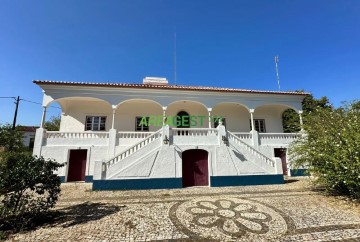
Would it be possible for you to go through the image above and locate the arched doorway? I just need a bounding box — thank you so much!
[176,111,190,128]
[177,111,190,135]
[182,149,209,187]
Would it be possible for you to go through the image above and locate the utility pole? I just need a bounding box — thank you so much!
[12,96,20,130]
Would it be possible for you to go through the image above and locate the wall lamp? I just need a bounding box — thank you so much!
[163,135,169,145]
[222,135,229,145]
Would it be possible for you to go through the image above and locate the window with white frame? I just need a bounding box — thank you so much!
[250,119,266,132]
[135,116,149,131]
[213,117,226,128]
[85,116,106,131]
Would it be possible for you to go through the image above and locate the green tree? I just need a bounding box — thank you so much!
[0,124,63,234]
[0,124,25,152]
[282,93,332,133]
[44,115,61,131]
[289,101,360,198]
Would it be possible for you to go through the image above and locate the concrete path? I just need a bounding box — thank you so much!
[7,178,360,241]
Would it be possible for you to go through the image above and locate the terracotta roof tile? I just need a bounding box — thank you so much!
[33,80,309,96]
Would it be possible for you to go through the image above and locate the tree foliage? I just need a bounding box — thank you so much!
[282,93,333,133]
[0,124,25,152]
[289,101,360,198]
[0,124,63,234]
[44,115,61,131]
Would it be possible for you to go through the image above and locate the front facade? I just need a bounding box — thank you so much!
[33,78,307,190]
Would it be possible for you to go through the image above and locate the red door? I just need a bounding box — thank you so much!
[274,148,287,175]
[182,149,209,187]
[67,149,87,182]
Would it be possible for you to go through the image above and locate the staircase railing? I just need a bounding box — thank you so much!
[227,131,275,167]
[104,129,162,169]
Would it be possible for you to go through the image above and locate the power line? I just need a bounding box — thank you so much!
[1,96,61,128]
[21,99,61,109]
[1,97,60,109]
[0,97,16,99]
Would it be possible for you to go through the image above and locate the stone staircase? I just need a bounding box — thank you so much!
[227,131,279,174]
[103,129,163,179]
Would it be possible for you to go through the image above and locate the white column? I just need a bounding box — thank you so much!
[299,110,304,131]
[249,108,259,149]
[111,105,117,129]
[249,109,255,131]
[162,106,167,125]
[40,106,47,128]
[108,105,117,158]
[208,108,212,128]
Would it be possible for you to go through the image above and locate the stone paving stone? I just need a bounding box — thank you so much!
[5,178,360,241]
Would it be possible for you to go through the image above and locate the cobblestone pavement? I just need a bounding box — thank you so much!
[6,178,360,241]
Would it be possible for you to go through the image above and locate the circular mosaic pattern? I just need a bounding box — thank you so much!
[170,197,288,240]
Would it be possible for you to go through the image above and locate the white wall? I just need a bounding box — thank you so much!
[115,100,163,132]
[254,105,286,133]
[60,100,112,132]
[22,131,35,147]
[41,145,108,178]
[212,103,250,132]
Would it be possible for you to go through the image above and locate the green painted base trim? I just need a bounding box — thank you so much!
[210,174,284,187]
[290,169,308,176]
[85,176,93,182]
[92,174,284,190]
[93,178,183,191]
[58,175,94,183]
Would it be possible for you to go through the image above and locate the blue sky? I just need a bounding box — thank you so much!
[0,0,359,126]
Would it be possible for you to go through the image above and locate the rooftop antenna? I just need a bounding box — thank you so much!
[274,55,280,91]
[174,28,177,86]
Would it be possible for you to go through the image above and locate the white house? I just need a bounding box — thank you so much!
[17,126,37,150]
[32,77,307,190]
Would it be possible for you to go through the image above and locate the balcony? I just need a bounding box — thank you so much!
[40,129,302,148]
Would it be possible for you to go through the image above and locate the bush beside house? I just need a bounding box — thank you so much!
[0,124,63,238]
[289,101,360,199]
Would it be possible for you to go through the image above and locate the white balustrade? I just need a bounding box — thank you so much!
[227,131,275,167]
[172,128,218,136]
[259,133,302,145]
[45,131,109,146]
[232,132,252,140]
[118,132,154,139]
[46,131,109,139]
[106,130,162,168]
[171,128,219,145]
[232,132,252,145]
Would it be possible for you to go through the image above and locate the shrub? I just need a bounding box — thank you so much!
[289,102,360,198]
[0,153,63,231]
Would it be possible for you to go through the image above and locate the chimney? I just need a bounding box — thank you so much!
[143,77,168,86]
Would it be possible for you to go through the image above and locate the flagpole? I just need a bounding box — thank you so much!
[275,55,280,91]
